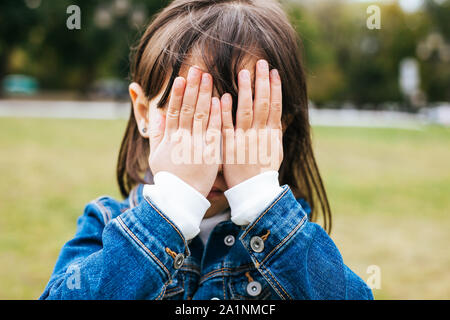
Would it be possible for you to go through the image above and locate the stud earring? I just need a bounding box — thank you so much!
[140,119,147,134]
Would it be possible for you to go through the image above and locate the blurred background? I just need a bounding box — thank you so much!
[0,0,449,299]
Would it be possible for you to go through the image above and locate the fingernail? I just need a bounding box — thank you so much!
[258,60,269,71]
[212,97,220,107]
[188,66,200,79]
[174,77,184,89]
[202,73,211,85]
[222,93,231,105]
[240,70,250,81]
[271,69,279,79]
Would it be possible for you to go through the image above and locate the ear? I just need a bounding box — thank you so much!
[129,82,149,138]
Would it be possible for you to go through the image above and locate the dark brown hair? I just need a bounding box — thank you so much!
[117,0,332,232]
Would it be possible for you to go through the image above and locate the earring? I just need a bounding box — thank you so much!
[140,119,147,134]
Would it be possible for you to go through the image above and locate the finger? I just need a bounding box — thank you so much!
[208,97,222,132]
[180,66,202,131]
[253,60,271,128]
[221,94,234,166]
[205,97,222,165]
[193,73,213,135]
[221,93,234,132]
[267,69,282,130]
[165,77,186,136]
[236,69,253,130]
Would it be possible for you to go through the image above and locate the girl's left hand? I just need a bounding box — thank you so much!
[220,60,284,189]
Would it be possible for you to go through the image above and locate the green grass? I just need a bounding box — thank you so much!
[0,118,449,299]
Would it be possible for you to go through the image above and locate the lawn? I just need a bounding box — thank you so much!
[0,117,449,299]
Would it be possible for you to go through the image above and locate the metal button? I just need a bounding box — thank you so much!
[224,235,235,247]
[173,253,185,269]
[211,297,220,300]
[250,236,264,253]
[246,281,262,296]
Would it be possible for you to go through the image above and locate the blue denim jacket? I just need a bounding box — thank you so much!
[40,184,373,300]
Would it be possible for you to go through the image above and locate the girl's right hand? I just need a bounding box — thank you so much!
[148,66,222,198]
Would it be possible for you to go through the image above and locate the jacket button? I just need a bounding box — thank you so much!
[247,281,262,296]
[250,236,264,253]
[173,253,185,269]
[224,235,235,247]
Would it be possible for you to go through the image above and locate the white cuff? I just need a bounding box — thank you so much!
[224,171,284,226]
[143,171,211,240]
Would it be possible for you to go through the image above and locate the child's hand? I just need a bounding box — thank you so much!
[148,66,222,197]
[221,60,284,189]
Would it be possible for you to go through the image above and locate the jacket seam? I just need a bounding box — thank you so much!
[155,285,166,300]
[260,214,308,266]
[91,198,112,225]
[116,216,171,280]
[259,263,292,299]
[163,275,185,297]
[199,264,255,284]
[241,187,289,239]
[144,197,188,254]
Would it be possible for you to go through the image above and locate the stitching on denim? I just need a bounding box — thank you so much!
[116,216,171,279]
[144,197,188,253]
[92,199,111,225]
[240,214,306,299]
[156,285,166,300]
[256,264,285,299]
[239,235,288,299]
[241,187,289,239]
[221,262,226,300]
[260,263,292,299]
[180,265,201,275]
[260,214,308,266]
[222,273,226,300]
[164,275,185,297]
[303,228,315,299]
[199,264,255,284]
[199,268,230,283]
[165,286,183,294]
[228,280,237,299]
[181,263,200,269]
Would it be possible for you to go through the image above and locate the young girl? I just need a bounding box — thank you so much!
[41,0,373,300]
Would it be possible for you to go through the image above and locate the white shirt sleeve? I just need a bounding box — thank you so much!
[142,171,211,241]
[224,171,284,226]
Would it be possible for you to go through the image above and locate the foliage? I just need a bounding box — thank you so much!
[0,0,449,107]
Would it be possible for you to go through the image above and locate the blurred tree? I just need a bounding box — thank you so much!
[0,0,167,96]
[286,1,434,109]
[421,0,450,102]
[0,0,449,107]
[0,0,39,96]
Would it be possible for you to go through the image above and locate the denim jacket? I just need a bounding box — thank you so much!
[40,184,373,300]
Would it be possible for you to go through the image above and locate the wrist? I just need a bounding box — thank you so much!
[224,171,283,226]
[143,171,211,240]
[225,168,273,189]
